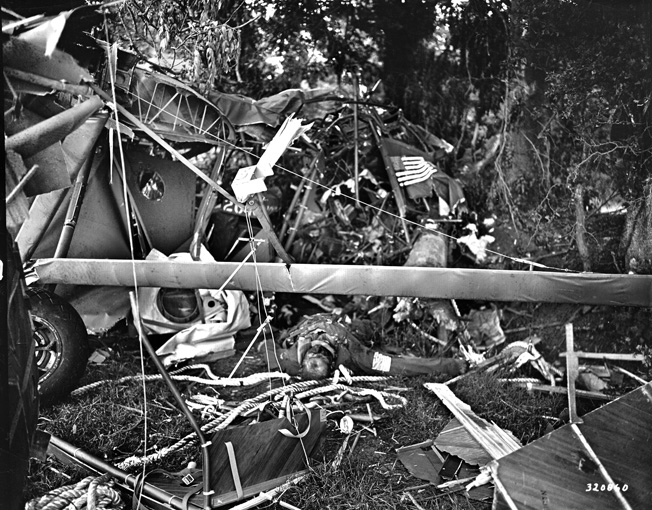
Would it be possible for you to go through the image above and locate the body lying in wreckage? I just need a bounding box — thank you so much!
[4,7,651,510]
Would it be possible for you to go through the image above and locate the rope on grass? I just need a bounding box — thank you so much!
[116,375,393,470]
[71,365,291,396]
[498,377,543,385]
[293,384,408,409]
[25,475,124,510]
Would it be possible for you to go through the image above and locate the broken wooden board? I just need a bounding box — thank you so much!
[491,382,652,510]
[424,383,521,461]
[395,435,493,502]
[560,352,645,362]
[202,409,325,507]
[508,382,613,401]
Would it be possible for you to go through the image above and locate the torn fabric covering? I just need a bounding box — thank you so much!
[396,440,444,484]
[63,286,131,334]
[21,151,130,261]
[381,138,465,208]
[207,88,332,128]
[3,37,93,94]
[137,249,251,366]
[4,103,106,196]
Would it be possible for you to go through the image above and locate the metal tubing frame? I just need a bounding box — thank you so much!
[49,435,203,510]
[128,293,213,510]
[31,258,652,307]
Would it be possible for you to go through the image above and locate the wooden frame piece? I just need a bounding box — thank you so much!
[491,382,652,510]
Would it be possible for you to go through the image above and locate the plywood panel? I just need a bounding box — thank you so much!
[493,382,652,510]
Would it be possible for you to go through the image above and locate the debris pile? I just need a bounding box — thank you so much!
[8,6,651,510]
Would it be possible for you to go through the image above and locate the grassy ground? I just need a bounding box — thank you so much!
[24,301,651,509]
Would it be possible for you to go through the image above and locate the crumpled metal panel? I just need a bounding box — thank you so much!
[3,37,92,94]
[110,149,196,255]
[4,106,105,196]
[28,156,130,261]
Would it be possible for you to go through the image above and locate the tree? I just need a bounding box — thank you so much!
[90,0,652,270]
[506,0,651,270]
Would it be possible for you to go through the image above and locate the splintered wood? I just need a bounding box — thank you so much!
[424,383,521,460]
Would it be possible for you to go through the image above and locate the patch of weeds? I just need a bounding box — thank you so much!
[385,378,449,446]
[282,455,487,510]
[26,349,203,503]
[452,372,565,443]
[23,458,89,502]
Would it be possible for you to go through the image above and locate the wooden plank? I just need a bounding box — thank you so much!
[509,382,613,401]
[204,409,325,507]
[560,352,645,362]
[31,259,652,306]
[425,383,521,461]
[492,382,652,510]
[565,324,581,423]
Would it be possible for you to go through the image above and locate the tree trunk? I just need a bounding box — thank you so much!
[504,0,551,210]
[573,183,591,272]
[619,1,652,275]
[619,183,652,274]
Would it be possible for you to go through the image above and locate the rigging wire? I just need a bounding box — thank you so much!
[102,14,149,507]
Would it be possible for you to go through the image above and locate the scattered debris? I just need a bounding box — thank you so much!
[565,323,582,423]
[507,382,613,401]
[396,439,444,484]
[424,383,521,461]
[9,7,651,510]
[434,417,493,468]
[464,304,506,351]
[48,435,203,510]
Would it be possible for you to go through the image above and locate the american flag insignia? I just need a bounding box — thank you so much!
[391,156,438,186]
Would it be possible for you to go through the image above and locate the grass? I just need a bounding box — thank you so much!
[24,303,651,509]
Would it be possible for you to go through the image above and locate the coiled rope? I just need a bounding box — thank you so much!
[117,375,394,470]
[25,475,124,510]
[71,364,291,396]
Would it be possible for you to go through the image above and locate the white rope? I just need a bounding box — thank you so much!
[71,368,291,396]
[116,376,392,470]
[25,475,124,510]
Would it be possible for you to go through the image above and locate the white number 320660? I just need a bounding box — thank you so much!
[586,483,629,492]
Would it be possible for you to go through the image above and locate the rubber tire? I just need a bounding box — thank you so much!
[2,234,39,510]
[27,288,89,406]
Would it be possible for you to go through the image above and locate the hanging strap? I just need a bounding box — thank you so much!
[224,441,244,500]
[279,401,313,439]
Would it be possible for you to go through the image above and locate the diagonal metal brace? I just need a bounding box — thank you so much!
[245,193,294,266]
